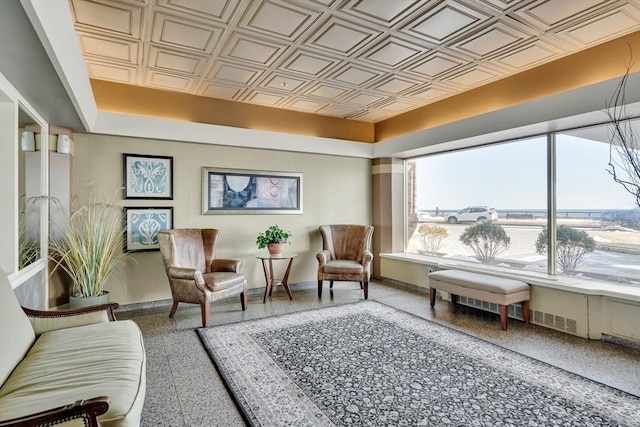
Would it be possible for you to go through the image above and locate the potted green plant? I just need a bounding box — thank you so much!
[256,225,291,257]
[49,196,130,308]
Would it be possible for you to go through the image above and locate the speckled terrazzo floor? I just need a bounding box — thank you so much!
[116,280,640,427]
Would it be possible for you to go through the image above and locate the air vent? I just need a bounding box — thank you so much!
[458,297,578,335]
[458,296,524,321]
[544,313,554,327]
[534,310,544,323]
[565,318,577,334]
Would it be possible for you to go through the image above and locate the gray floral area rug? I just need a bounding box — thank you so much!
[197,301,639,426]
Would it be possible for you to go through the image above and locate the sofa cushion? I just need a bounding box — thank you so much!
[0,320,146,427]
[0,269,35,386]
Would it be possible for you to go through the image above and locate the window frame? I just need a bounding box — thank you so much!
[404,118,639,285]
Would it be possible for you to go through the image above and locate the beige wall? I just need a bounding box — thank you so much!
[71,133,372,305]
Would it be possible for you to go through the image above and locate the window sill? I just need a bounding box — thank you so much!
[380,252,640,303]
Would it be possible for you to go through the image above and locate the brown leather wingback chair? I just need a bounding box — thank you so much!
[158,229,247,327]
[317,224,374,299]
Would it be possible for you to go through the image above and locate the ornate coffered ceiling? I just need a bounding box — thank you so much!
[69,0,640,123]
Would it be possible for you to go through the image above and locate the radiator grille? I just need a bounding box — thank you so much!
[457,296,578,334]
[458,296,525,321]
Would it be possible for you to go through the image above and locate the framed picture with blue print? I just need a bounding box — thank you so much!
[123,153,173,199]
[202,167,302,215]
[124,207,173,252]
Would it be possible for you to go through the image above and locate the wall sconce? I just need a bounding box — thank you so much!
[56,134,71,153]
[21,131,36,151]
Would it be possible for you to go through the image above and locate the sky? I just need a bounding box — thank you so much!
[415,132,637,211]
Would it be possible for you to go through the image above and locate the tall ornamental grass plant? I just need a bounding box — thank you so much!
[50,198,129,298]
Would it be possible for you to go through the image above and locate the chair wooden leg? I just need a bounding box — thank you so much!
[499,305,508,330]
[521,300,530,324]
[240,289,248,311]
[363,280,368,299]
[318,280,323,298]
[169,300,178,318]
[201,303,210,328]
[330,281,334,289]
[429,288,436,307]
[359,281,363,289]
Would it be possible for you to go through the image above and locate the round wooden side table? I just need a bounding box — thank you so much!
[256,253,297,303]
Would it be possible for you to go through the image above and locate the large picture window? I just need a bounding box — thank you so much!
[408,137,548,273]
[407,119,640,287]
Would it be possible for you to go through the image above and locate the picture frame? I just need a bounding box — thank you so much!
[124,207,173,252]
[202,167,303,215]
[123,153,173,199]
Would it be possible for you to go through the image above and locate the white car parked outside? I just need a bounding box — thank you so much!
[446,206,497,224]
[417,210,431,222]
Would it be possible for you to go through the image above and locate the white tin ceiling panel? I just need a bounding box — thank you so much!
[87,61,137,83]
[78,33,139,64]
[72,0,143,39]
[155,0,240,23]
[69,0,640,122]
[198,82,245,100]
[144,70,196,91]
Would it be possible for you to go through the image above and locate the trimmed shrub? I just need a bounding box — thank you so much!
[460,221,511,263]
[535,225,596,273]
[417,224,448,255]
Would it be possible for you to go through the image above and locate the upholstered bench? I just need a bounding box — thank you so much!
[428,270,530,330]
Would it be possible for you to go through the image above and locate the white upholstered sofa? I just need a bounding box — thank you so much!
[0,269,146,426]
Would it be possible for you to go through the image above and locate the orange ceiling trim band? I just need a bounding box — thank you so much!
[374,32,640,142]
[90,80,375,143]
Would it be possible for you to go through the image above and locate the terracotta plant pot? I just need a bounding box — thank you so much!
[267,243,285,257]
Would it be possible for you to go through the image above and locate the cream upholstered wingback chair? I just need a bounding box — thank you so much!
[158,229,247,327]
[317,224,374,299]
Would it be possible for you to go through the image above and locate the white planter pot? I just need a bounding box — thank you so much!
[69,291,110,309]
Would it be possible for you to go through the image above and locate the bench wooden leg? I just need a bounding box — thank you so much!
[499,305,508,330]
[429,288,436,307]
[521,300,530,324]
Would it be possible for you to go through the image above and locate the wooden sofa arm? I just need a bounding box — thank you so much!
[0,396,109,427]
[22,303,120,321]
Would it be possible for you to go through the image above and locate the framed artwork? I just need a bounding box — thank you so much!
[124,207,173,251]
[202,167,303,215]
[123,153,173,199]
